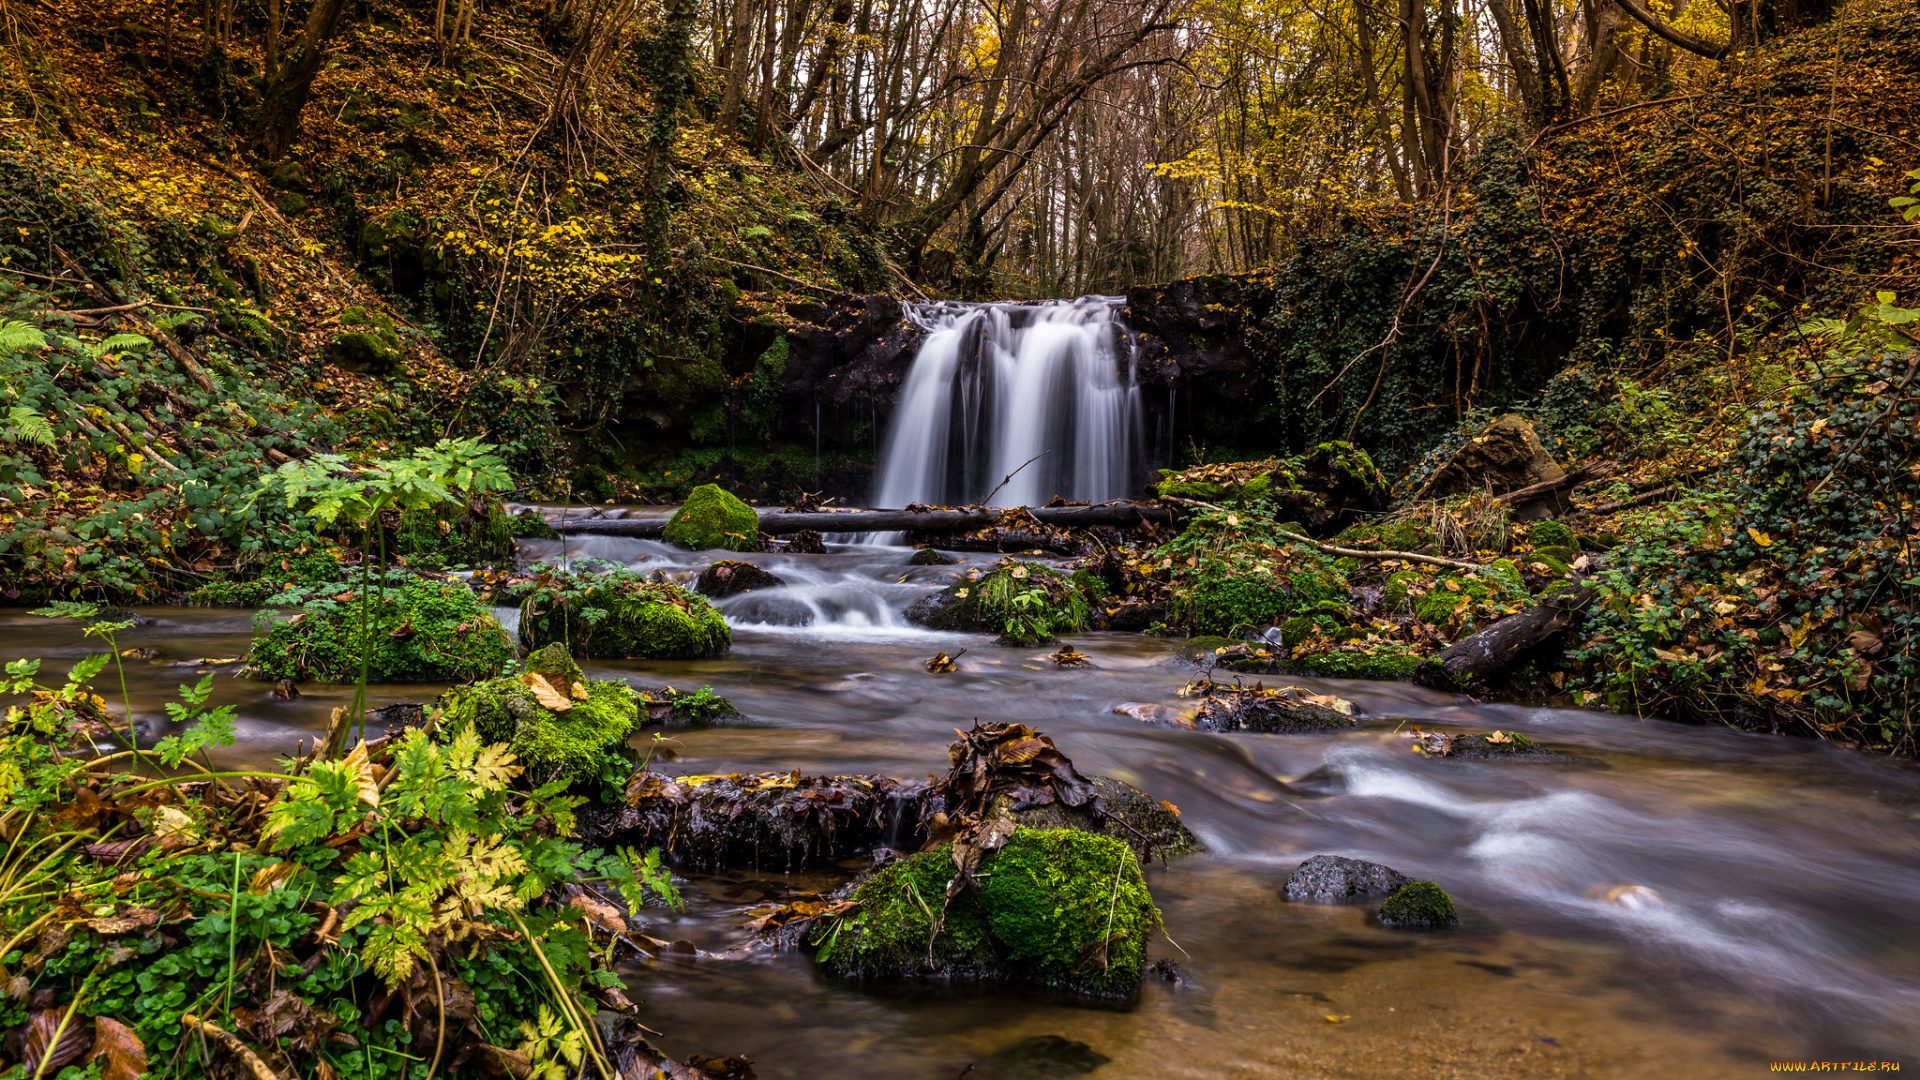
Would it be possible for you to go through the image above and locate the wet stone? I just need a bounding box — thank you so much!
[1282,855,1413,904]
[694,559,786,599]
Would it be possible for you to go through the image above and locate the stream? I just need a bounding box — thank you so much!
[5,532,1917,1078]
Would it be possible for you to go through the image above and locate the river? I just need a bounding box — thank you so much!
[4,533,1916,1078]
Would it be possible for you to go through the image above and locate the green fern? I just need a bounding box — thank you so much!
[3,406,53,446]
[94,332,151,355]
[0,320,46,356]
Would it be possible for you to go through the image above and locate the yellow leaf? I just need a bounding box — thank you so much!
[250,861,303,895]
[521,671,574,712]
[1747,528,1772,547]
[1788,613,1815,650]
[344,743,380,808]
[1486,730,1512,744]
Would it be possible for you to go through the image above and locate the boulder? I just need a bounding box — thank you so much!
[695,559,785,598]
[1281,855,1412,903]
[662,484,760,552]
[907,546,955,566]
[1191,689,1356,734]
[1414,415,1565,503]
[809,826,1161,998]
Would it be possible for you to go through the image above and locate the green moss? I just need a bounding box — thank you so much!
[328,306,402,374]
[662,484,760,552]
[394,500,515,570]
[1155,474,1273,504]
[1526,519,1577,551]
[1286,644,1424,681]
[1412,569,1522,627]
[519,570,730,659]
[246,576,512,683]
[1378,881,1458,929]
[810,827,1160,997]
[507,509,559,539]
[436,644,639,786]
[1333,519,1434,552]
[1068,568,1110,604]
[1172,567,1344,637]
[912,562,1089,645]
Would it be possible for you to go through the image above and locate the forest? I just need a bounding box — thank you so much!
[0,0,1915,1074]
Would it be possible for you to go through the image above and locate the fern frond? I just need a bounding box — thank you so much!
[95,333,152,355]
[0,321,47,356]
[4,406,54,446]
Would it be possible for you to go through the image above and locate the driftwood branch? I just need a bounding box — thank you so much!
[553,501,1174,538]
[1416,585,1596,689]
[1492,461,1614,506]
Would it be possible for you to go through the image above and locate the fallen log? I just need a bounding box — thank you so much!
[552,500,1175,537]
[1414,584,1596,691]
[1493,461,1613,508]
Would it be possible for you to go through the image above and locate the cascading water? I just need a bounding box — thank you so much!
[871,296,1143,508]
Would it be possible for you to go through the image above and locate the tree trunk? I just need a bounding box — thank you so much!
[553,501,1176,537]
[1415,586,1596,690]
[250,0,348,161]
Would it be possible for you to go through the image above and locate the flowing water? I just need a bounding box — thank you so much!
[872,298,1143,509]
[10,535,1918,1078]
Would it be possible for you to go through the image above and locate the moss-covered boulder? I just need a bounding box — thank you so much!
[393,499,515,570]
[519,569,730,659]
[1283,644,1425,681]
[328,305,403,374]
[1192,688,1356,733]
[908,547,955,566]
[436,642,639,786]
[694,559,785,598]
[905,561,1088,645]
[1377,881,1458,929]
[810,827,1160,998]
[247,575,512,683]
[1526,518,1576,551]
[663,484,760,552]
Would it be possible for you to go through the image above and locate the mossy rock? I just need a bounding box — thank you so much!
[1283,644,1425,682]
[1378,881,1458,929]
[905,562,1088,645]
[1526,519,1576,551]
[1004,776,1202,861]
[1193,692,1356,733]
[393,499,514,570]
[519,570,730,659]
[908,547,956,566]
[663,484,760,552]
[1171,565,1345,637]
[328,306,402,375]
[1175,635,1248,662]
[508,509,559,540]
[436,642,639,786]
[1412,569,1521,627]
[810,827,1160,998]
[246,576,511,683]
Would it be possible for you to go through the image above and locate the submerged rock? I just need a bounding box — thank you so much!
[663,484,761,552]
[519,569,730,659]
[1281,855,1412,903]
[809,826,1161,998]
[694,559,785,598]
[1377,881,1459,929]
[435,642,639,786]
[783,529,827,554]
[1191,688,1357,734]
[975,1035,1111,1079]
[1407,729,1579,762]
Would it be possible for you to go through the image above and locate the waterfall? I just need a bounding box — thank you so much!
[872,296,1142,508]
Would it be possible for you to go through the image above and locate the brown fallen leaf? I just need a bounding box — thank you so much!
[82,906,163,935]
[24,1008,92,1076]
[85,1016,146,1080]
[343,743,380,808]
[521,670,574,712]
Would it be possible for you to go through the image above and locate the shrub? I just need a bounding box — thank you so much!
[1154,506,1347,635]
[393,498,515,569]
